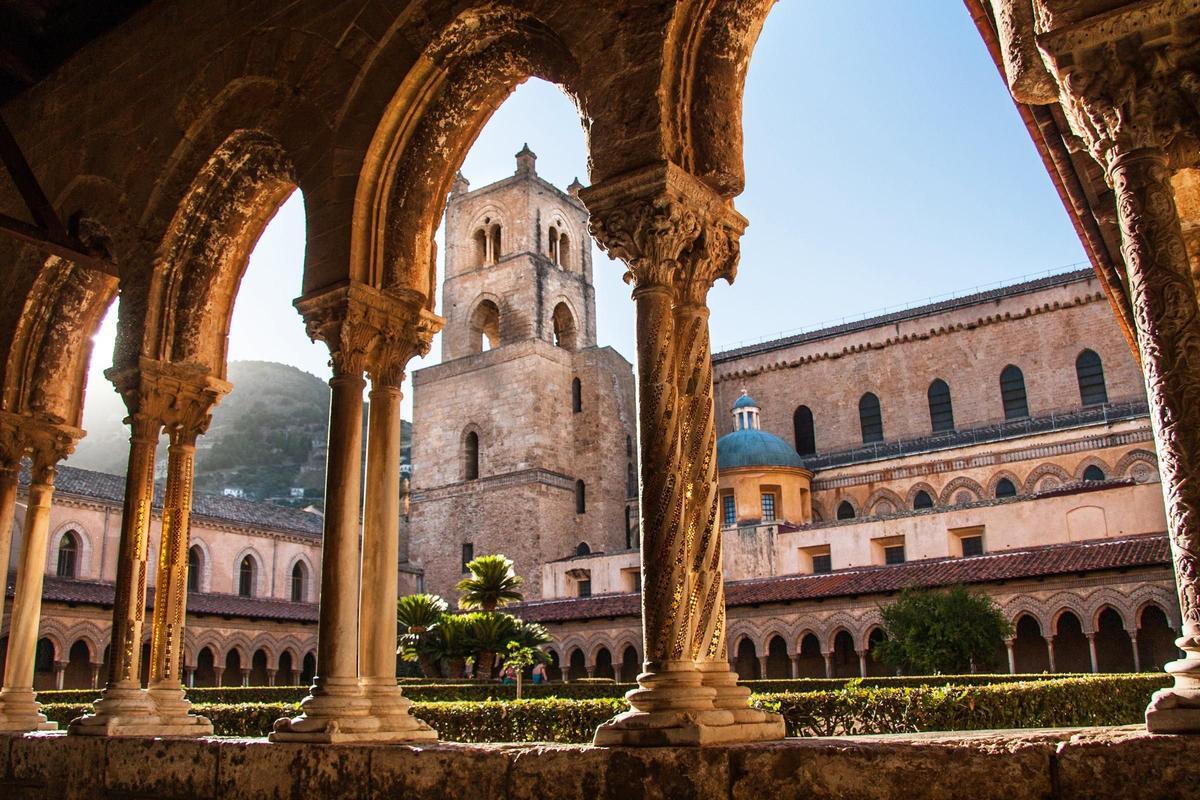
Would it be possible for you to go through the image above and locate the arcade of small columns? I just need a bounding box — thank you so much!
[0,0,1199,746]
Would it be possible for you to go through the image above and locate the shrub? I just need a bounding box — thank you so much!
[37,675,1169,743]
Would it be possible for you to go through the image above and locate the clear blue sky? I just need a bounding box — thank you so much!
[85,1,1086,424]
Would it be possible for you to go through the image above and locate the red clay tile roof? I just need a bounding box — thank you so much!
[23,464,324,536]
[509,533,1171,623]
[7,576,319,624]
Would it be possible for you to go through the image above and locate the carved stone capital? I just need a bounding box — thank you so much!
[22,416,83,485]
[581,162,747,300]
[105,358,231,444]
[1037,3,1200,170]
[295,282,445,384]
[0,410,26,471]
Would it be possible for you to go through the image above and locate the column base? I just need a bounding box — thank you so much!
[1146,654,1200,734]
[68,683,163,737]
[698,659,787,730]
[268,677,383,744]
[0,689,57,732]
[143,684,214,736]
[594,710,783,746]
[358,678,438,741]
[594,659,784,747]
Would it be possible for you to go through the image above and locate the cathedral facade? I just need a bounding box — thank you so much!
[405,149,639,601]
[521,270,1180,682]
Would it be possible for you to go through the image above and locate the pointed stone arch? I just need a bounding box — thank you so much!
[986,470,1024,499]
[1114,449,1159,483]
[1073,456,1114,482]
[864,487,905,517]
[905,482,940,510]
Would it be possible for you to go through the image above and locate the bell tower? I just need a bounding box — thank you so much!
[440,144,596,362]
[408,146,639,602]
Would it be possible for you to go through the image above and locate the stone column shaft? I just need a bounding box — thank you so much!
[357,372,434,740]
[1105,148,1200,731]
[1005,639,1016,674]
[789,654,801,679]
[584,162,781,745]
[1045,637,1057,673]
[1131,635,1142,673]
[1087,634,1099,674]
[146,429,212,733]
[0,465,20,626]
[0,456,59,731]
[71,415,161,734]
[857,650,868,679]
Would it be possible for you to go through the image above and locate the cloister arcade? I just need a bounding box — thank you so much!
[0,0,1196,752]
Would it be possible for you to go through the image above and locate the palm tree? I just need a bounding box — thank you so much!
[423,612,476,678]
[466,611,520,679]
[397,593,448,677]
[511,619,553,661]
[456,554,524,611]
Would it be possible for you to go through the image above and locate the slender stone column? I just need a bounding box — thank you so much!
[273,283,442,743]
[0,423,77,731]
[822,651,833,679]
[266,669,276,687]
[1045,637,1057,673]
[1005,638,1016,674]
[1087,634,1099,674]
[857,650,868,679]
[755,656,768,680]
[70,408,162,735]
[1130,633,1142,673]
[0,412,25,628]
[357,316,436,741]
[789,654,801,679]
[146,422,213,734]
[90,664,101,690]
[54,663,66,690]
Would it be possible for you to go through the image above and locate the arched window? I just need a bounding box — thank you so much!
[464,431,480,481]
[1000,365,1029,420]
[548,225,559,263]
[626,462,637,498]
[1083,464,1106,482]
[470,299,500,352]
[558,231,571,269]
[489,224,502,262]
[912,490,933,510]
[858,392,883,444]
[473,229,488,266]
[291,561,307,602]
[995,478,1017,498]
[576,480,586,514]
[626,435,634,458]
[793,405,815,455]
[187,545,202,592]
[56,531,78,578]
[1076,349,1108,406]
[575,542,590,557]
[927,379,954,433]
[572,377,582,412]
[836,501,855,520]
[553,303,577,350]
[239,556,256,598]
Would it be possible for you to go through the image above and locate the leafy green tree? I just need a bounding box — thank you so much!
[456,554,524,611]
[502,641,538,699]
[874,585,1012,675]
[397,593,449,678]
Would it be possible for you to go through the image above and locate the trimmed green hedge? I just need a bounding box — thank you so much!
[38,675,1168,743]
[31,673,1108,706]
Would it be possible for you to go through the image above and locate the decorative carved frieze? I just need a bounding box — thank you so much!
[104,357,231,442]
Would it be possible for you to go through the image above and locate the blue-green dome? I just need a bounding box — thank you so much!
[717,428,805,470]
[732,393,758,410]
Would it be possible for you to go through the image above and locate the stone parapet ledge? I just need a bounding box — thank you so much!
[0,725,1195,799]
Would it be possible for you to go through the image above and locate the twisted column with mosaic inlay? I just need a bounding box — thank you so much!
[583,162,782,745]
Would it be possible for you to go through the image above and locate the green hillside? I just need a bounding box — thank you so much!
[69,360,412,509]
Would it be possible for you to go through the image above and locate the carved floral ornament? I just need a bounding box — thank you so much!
[295,281,445,382]
[104,358,231,442]
[581,162,746,301]
[1034,7,1200,170]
